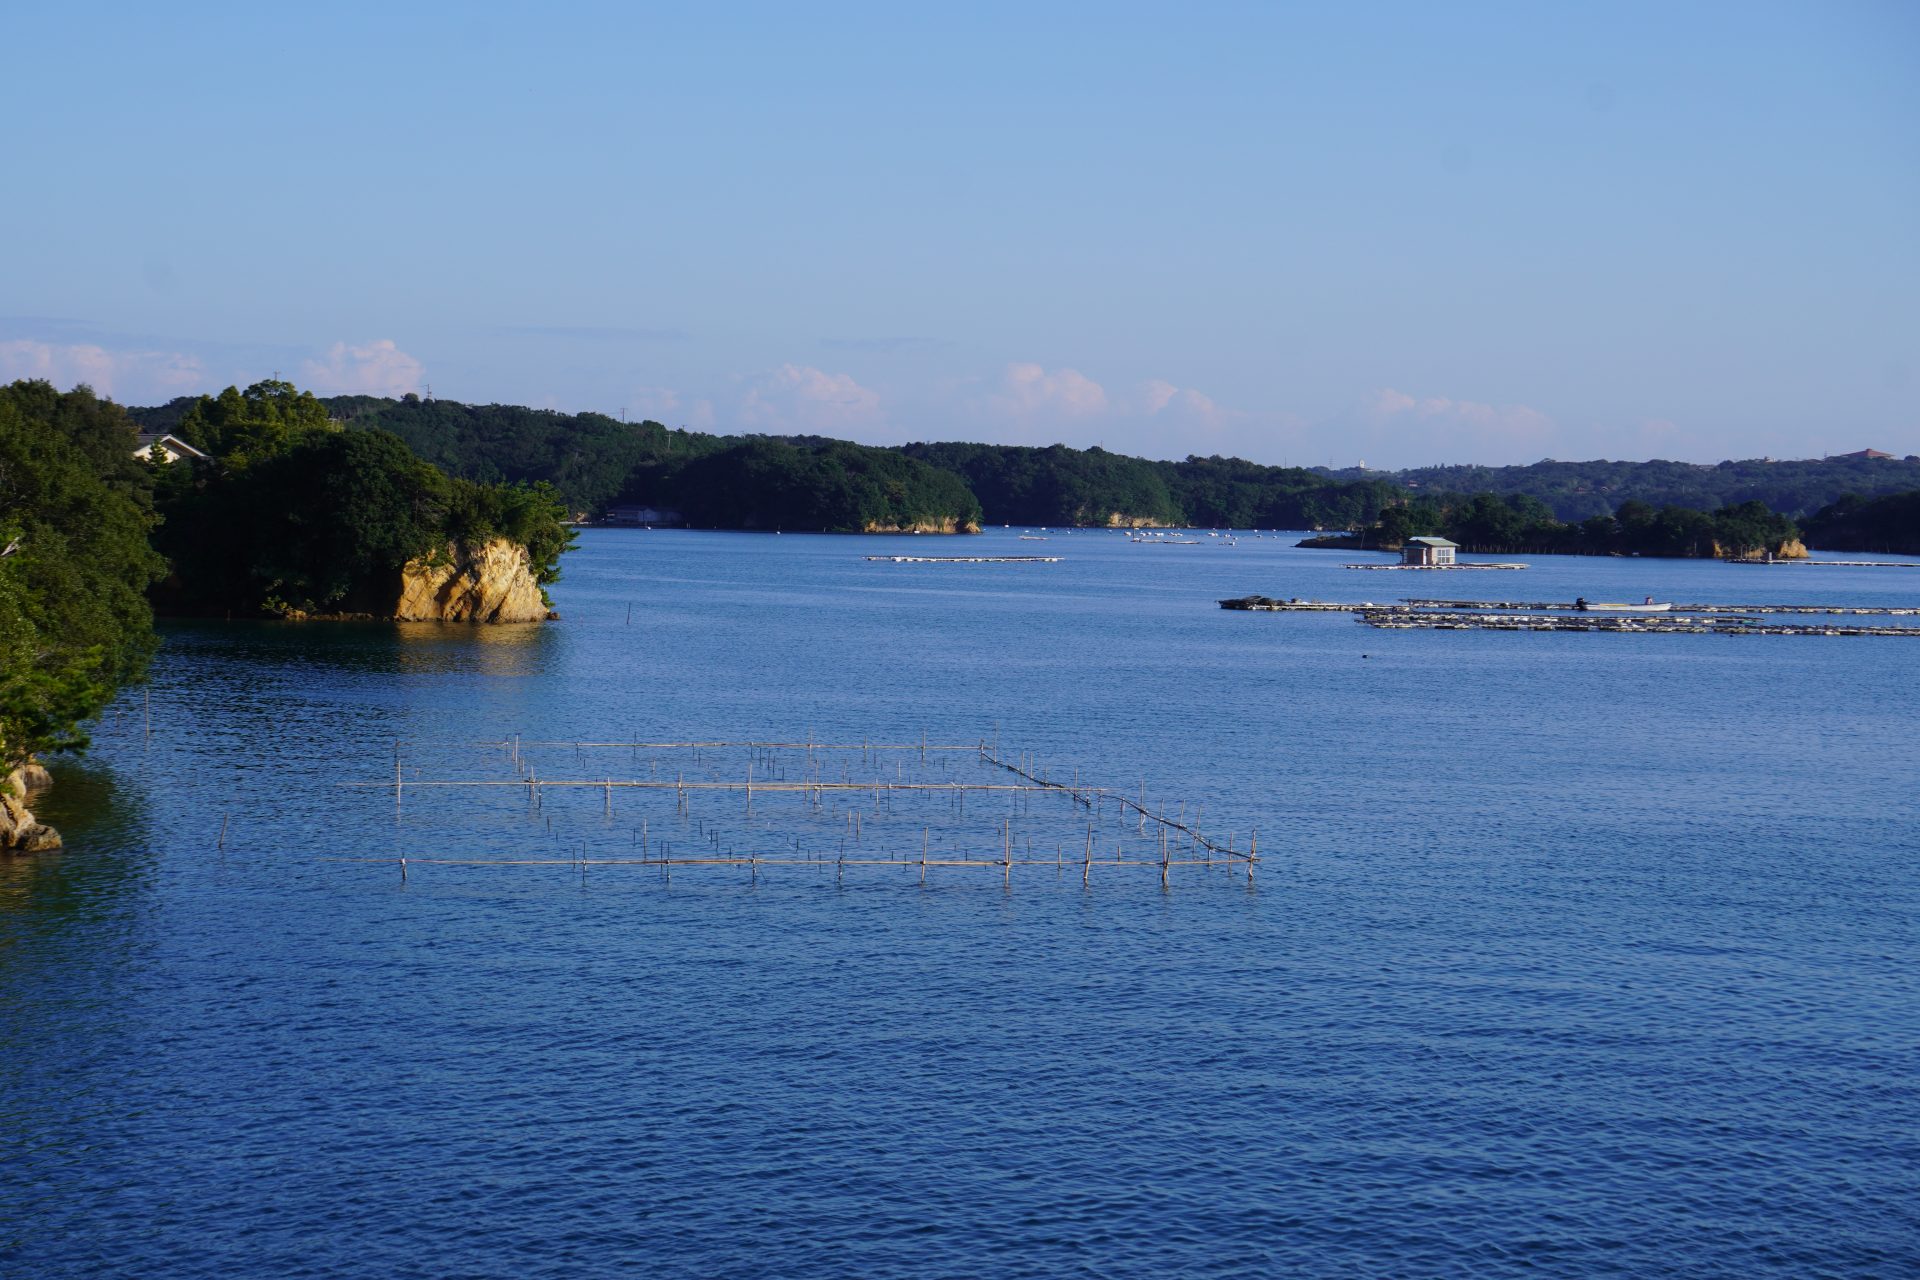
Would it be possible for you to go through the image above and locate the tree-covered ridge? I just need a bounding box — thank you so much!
[150,381,573,617]
[628,438,982,532]
[1801,490,1920,556]
[899,442,1181,526]
[1327,455,1920,522]
[1160,455,1402,530]
[1344,492,1802,558]
[126,391,1916,536]
[321,393,725,516]
[0,382,164,773]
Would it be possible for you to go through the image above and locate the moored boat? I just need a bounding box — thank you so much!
[1576,596,1672,613]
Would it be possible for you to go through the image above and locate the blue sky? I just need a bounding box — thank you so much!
[2,1,1914,466]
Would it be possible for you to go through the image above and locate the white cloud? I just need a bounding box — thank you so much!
[1139,378,1222,424]
[300,339,424,397]
[737,364,882,431]
[0,339,204,401]
[991,362,1109,418]
[1366,387,1554,439]
[627,385,716,429]
[627,385,681,419]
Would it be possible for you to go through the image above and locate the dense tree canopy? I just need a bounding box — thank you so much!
[1339,492,1801,558]
[1801,490,1920,555]
[1325,455,1920,522]
[0,382,164,772]
[634,438,982,532]
[151,382,573,616]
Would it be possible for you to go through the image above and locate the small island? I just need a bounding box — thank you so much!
[1,378,575,851]
[148,380,571,621]
[1298,493,1806,561]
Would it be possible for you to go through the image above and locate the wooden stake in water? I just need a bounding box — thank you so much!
[218,813,229,850]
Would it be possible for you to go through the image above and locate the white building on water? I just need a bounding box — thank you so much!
[1401,536,1458,566]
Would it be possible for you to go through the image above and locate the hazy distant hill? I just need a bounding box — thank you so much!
[1316,455,1920,521]
[128,393,1917,532]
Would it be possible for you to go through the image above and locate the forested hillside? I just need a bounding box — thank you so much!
[1801,491,1920,555]
[627,438,982,533]
[127,392,1914,540]
[0,382,163,779]
[1326,455,1920,521]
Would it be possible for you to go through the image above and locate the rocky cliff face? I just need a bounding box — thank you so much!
[2,762,59,853]
[395,538,552,623]
[1723,538,1809,561]
[860,517,982,534]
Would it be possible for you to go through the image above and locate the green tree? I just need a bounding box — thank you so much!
[174,379,331,462]
[155,428,453,615]
[0,382,164,773]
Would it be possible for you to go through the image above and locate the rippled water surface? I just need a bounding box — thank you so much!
[5,531,1918,1277]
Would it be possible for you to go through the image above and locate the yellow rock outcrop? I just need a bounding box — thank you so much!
[1723,538,1809,561]
[395,538,550,623]
[2,762,60,853]
[860,518,982,534]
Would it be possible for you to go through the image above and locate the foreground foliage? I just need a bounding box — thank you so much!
[0,382,164,772]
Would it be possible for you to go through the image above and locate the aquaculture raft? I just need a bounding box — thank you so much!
[866,555,1061,563]
[1400,598,1920,616]
[1352,609,1919,636]
[1343,561,1529,571]
[1219,595,1920,636]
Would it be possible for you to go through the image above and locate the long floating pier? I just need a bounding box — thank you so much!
[1730,559,1920,568]
[866,555,1061,563]
[1223,596,1920,617]
[1400,598,1920,616]
[1342,562,1529,571]
[1353,609,1920,636]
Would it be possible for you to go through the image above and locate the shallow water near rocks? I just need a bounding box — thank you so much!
[4,530,1918,1277]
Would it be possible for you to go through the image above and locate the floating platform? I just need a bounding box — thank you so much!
[1343,562,1529,571]
[1221,597,1920,632]
[1353,609,1919,637]
[1219,597,1362,611]
[866,555,1062,563]
[1401,598,1920,617]
[1731,559,1920,568]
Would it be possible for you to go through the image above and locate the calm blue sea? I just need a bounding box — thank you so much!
[5,530,1918,1278]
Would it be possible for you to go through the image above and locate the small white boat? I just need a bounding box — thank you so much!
[1577,598,1672,613]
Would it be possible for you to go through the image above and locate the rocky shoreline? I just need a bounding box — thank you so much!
[2,762,59,853]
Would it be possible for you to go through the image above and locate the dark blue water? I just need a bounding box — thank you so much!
[5,531,1918,1277]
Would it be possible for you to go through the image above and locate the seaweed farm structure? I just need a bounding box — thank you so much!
[1352,609,1919,636]
[865,555,1062,564]
[1343,561,1529,571]
[329,737,1257,887]
[1219,595,1920,637]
